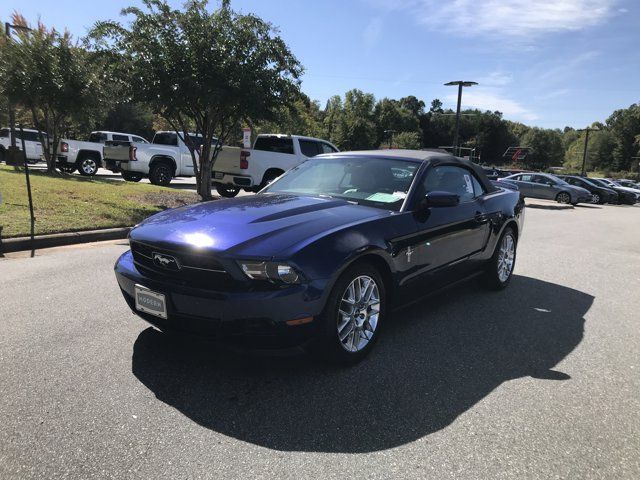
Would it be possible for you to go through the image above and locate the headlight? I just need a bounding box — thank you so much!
[238,261,300,284]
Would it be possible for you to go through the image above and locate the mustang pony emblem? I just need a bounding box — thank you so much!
[152,252,181,270]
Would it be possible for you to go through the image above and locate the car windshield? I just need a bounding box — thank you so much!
[262,156,419,211]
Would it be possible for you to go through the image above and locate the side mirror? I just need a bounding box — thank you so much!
[419,191,460,209]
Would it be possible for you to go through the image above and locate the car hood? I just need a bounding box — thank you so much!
[129,193,389,258]
[612,185,640,195]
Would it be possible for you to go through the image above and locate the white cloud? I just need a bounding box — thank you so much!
[362,17,383,49]
[535,50,600,83]
[366,0,617,38]
[446,88,539,121]
[478,71,513,86]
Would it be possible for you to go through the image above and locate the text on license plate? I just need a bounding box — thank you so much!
[134,285,167,319]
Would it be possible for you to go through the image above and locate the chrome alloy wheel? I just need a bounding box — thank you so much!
[591,193,601,204]
[497,233,515,283]
[557,192,571,204]
[337,275,380,352]
[81,158,97,175]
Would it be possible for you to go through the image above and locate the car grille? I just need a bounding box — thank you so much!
[130,240,236,290]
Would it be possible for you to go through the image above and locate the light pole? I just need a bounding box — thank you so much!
[384,129,396,149]
[444,80,477,156]
[577,126,599,176]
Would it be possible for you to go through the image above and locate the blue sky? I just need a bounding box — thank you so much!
[3,0,638,128]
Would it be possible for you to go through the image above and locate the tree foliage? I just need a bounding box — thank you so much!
[89,0,302,199]
[0,14,106,172]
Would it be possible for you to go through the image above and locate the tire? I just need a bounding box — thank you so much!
[260,170,283,189]
[149,162,172,186]
[555,191,571,204]
[482,227,517,291]
[0,148,5,163]
[77,155,100,176]
[58,164,76,174]
[121,171,143,182]
[215,184,240,198]
[591,193,601,204]
[313,262,386,365]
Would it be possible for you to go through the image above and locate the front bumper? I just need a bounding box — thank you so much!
[213,171,256,189]
[114,250,329,348]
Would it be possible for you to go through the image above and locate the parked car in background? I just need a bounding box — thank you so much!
[212,134,339,197]
[586,178,637,205]
[615,179,640,190]
[114,150,524,363]
[103,131,217,185]
[594,178,640,203]
[0,127,45,163]
[57,131,149,176]
[500,172,592,205]
[556,175,618,204]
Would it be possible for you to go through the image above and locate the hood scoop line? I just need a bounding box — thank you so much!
[250,199,348,223]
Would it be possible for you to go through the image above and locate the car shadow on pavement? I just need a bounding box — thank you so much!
[131,275,592,453]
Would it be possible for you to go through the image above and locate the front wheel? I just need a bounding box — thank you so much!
[313,263,386,365]
[591,193,601,204]
[215,184,240,198]
[121,171,143,182]
[482,227,517,290]
[556,192,571,204]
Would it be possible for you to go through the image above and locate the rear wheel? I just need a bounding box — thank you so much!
[591,193,601,204]
[215,184,240,198]
[555,191,571,204]
[121,171,143,182]
[0,148,5,163]
[77,155,100,176]
[482,227,517,290]
[313,263,386,365]
[149,162,172,186]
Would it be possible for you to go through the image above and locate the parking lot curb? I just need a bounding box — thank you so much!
[0,227,131,254]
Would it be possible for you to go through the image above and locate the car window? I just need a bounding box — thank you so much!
[320,142,338,154]
[0,128,9,138]
[254,136,294,154]
[89,132,108,143]
[15,131,42,142]
[520,174,533,182]
[132,136,148,144]
[421,165,479,203]
[299,140,320,157]
[153,132,178,146]
[112,134,129,142]
[263,157,418,211]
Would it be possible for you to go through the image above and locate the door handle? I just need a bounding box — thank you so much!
[474,212,489,223]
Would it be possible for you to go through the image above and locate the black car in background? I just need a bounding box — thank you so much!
[586,178,637,205]
[557,175,618,204]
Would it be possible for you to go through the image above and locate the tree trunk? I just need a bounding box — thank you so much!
[198,158,213,200]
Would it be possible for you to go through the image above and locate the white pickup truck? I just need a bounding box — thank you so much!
[212,134,339,197]
[103,131,219,186]
[57,131,149,176]
[0,127,45,163]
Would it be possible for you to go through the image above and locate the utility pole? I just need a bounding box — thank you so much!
[444,81,477,156]
[577,126,599,177]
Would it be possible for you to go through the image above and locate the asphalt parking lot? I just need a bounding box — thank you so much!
[1,203,639,479]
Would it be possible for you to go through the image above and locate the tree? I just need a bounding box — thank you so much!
[520,128,564,170]
[90,0,302,200]
[344,89,377,150]
[0,14,106,172]
[606,104,640,171]
[102,103,156,141]
[254,94,324,140]
[374,98,420,147]
[391,132,421,149]
[564,129,615,172]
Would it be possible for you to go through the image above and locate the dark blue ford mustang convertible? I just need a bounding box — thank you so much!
[115,150,524,363]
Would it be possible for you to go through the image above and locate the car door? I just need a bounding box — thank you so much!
[401,164,491,293]
[513,174,535,197]
[531,175,556,199]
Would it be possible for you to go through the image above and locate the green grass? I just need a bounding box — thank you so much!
[0,165,200,238]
